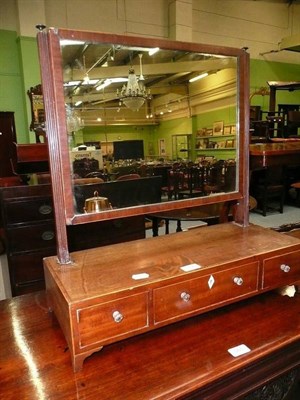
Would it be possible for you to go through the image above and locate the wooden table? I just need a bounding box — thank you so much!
[250,142,300,170]
[147,203,234,236]
[0,290,300,399]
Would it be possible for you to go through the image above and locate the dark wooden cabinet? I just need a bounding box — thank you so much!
[0,112,17,177]
[0,184,146,296]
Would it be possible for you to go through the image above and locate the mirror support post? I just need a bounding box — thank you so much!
[234,49,250,226]
[37,29,72,264]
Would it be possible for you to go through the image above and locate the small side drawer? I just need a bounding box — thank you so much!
[262,250,300,289]
[4,197,53,225]
[7,222,56,253]
[77,292,149,348]
[153,262,259,324]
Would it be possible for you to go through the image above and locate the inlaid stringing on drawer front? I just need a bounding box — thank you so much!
[76,292,149,348]
[263,250,300,289]
[153,262,259,324]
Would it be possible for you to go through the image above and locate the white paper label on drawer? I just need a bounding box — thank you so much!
[132,273,150,280]
[180,263,202,272]
[228,344,251,357]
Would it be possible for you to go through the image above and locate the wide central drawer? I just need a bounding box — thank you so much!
[153,262,259,324]
[77,292,149,348]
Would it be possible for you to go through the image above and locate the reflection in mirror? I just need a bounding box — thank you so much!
[59,37,238,216]
[27,84,46,143]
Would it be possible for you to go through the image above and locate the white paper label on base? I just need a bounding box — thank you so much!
[180,263,202,272]
[228,344,251,357]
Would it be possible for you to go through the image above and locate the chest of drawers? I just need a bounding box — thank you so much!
[0,184,146,296]
[1,185,55,295]
[44,222,300,371]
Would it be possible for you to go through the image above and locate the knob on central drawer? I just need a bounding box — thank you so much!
[280,264,291,273]
[233,276,243,286]
[112,310,123,323]
[180,292,191,302]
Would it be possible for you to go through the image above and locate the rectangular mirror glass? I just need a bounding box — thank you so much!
[37,29,248,226]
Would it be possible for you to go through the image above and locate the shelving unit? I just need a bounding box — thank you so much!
[195,134,236,159]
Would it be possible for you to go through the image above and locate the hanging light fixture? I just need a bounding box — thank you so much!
[117,54,151,111]
[65,104,83,134]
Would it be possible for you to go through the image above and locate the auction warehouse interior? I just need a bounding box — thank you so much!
[1,0,300,398]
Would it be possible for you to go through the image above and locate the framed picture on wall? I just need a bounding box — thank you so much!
[225,139,235,148]
[158,138,166,156]
[213,121,224,135]
[196,128,207,137]
[198,138,209,149]
[223,125,231,135]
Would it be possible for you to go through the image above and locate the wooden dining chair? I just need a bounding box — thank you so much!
[250,165,285,216]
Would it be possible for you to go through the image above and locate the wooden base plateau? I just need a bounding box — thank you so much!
[43,223,300,372]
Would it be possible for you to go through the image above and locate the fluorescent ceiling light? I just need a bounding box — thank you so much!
[64,81,81,87]
[96,78,128,91]
[189,72,208,83]
[60,39,85,46]
[82,79,99,85]
[149,47,159,56]
[111,77,128,83]
[96,79,112,91]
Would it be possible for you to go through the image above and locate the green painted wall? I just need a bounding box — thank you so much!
[152,116,192,157]
[1,29,300,153]
[250,59,300,110]
[0,30,28,142]
[79,124,155,157]
[18,35,41,142]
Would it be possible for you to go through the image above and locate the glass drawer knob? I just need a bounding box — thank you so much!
[180,292,191,302]
[280,264,290,273]
[233,276,243,286]
[112,311,123,323]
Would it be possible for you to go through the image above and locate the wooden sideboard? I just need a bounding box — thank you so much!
[0,184,146,296]
[1,289,299,399]
[249,142,300,170]
[44,223,300,372]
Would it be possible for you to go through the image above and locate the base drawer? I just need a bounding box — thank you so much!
[154,262,259,324]
[77,292,149,348]
[263,250,300,289]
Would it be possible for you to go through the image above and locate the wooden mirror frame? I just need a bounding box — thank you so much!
[37,28,249,263]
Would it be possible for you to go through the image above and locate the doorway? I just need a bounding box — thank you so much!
[172,134,192,160]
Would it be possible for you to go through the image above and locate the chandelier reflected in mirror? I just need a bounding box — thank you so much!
[117,54,151,111]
